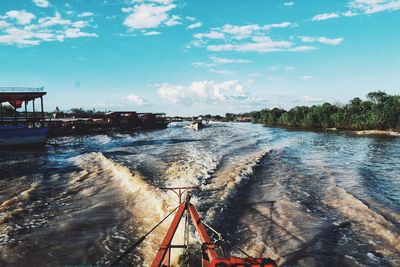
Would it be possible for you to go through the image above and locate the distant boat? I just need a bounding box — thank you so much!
[189,120,205,130]
[0,87,48,147]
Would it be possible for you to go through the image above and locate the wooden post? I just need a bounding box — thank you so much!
[40,96,44,127]
[0,102,3,124]
[25,100,28,125]
[32,98,35,128]
[14,106,17,126]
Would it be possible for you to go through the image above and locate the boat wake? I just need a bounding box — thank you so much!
[74,152,186,266]
[323,185,400,264]
[2,123,399,266]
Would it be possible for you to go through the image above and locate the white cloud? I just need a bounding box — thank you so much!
[64,28,97,38]
[157,80,250,105]
[301,76,314,81]
[148,0,173,4]
[78,12,94,18]
[186,16,196,21]
[190,21,312,53]
[216,22,292,40]
[265,22,292,29]
[33,0,49,8]
[299,36,344,45]
[123,1,180,31]
[269,65,296,71]
[284,1,294,6]
[209,69,234,75]
[312,12,340,21]
[311,0,399,22]
[194,31,225,39]
[0,10,97,46]
[342,10,359,16]
[220,24,261,39]
[289,46,317,52]
[187,22,202,29]
[210,56,251,64]
[0,21,9,29]
[206,36,313,53]
[143,30,161,35]
[191,56,249,74]
[164,15,181,26]
[124,4,175,29]
[4,10,36,25]
[191,62,217,68]
[348,0,400,14]
[123,94,148,106]
[193,22,291,42]
[122,7,134,13]
[37,12,73,27]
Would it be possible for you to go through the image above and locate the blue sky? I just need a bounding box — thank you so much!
[0,0,399,116]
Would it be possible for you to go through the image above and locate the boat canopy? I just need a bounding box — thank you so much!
[0,87,46,108]
[0,87,47,127]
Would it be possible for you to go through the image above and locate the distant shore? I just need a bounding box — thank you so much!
[250,124,400,138]
[353,129,400,137]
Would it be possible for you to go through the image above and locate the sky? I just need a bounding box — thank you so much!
[0,0,399,116]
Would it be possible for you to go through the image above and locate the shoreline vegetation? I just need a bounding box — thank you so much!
[226,91,400,137]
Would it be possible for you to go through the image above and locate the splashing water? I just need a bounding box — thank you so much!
[0,122,399,266]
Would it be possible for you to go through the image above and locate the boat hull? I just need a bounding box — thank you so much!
[0,127,48,147]
[190,122,204,130]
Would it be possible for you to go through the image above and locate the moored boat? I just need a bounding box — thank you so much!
[0,87,48,147]
[0,126,47,147]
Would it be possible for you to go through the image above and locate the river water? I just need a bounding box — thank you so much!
[0,122,399,266]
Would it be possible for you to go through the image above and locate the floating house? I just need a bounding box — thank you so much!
[47,111,169,136]
[137,113,169,129]
[0,87,48,147]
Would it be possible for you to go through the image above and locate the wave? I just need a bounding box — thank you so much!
[73,152,185,265]
[323,185,400,264]
[202,148,272,221]
[0,181,40,253]
[0,182,38,210]
[163,143,220,189]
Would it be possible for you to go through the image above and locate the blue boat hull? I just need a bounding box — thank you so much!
[0,127,48,147]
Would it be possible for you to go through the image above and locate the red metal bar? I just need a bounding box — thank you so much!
[151,202,187,267]
[151,192,277,267]
[160,187,198,204]
[188,203,219,265]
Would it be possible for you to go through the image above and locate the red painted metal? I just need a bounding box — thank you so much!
[188,203,219,264]
[151,188,277,267]
[160,187,198,203]
[151,202,186,267]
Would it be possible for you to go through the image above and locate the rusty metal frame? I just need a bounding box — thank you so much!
[151,187,276,267]
[151,187,220,267]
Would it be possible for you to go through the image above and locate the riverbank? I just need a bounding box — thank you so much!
[322,127,400,137]
[354,129,400,137]
[245,122,400,138]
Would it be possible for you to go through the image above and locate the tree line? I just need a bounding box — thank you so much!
[227,91,400,131]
